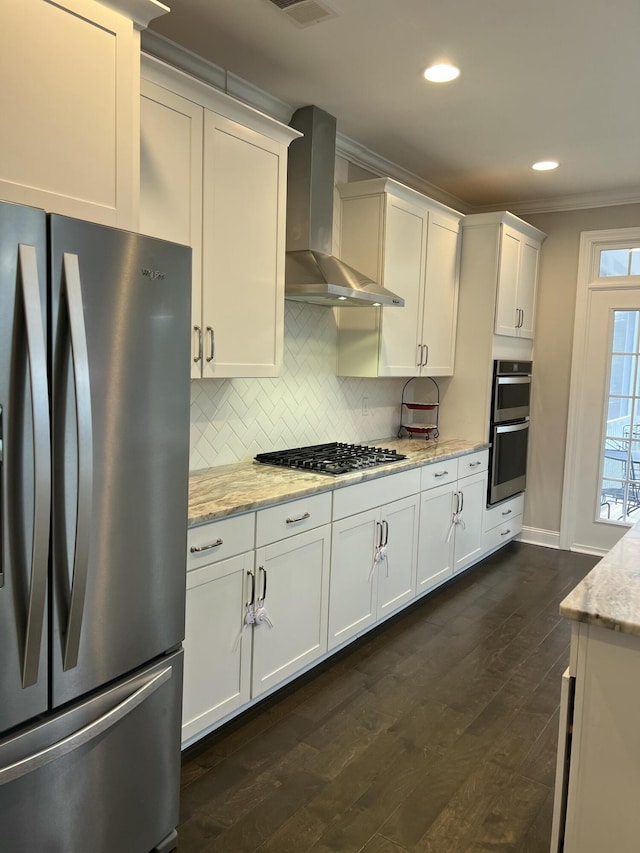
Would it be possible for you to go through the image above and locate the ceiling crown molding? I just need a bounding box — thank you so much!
[100,0,169,29]
[140,31,640,217]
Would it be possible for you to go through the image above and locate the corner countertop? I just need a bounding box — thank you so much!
[188,438,486,527]
[560,520,640,636]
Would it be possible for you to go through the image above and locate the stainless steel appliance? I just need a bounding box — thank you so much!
[488,360,531,506]
[0,201,191,853]
[255,442,406,475]
[491,359,532,423]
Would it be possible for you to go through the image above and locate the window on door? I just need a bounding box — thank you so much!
[599,247,640,278]
[601,309,640,522]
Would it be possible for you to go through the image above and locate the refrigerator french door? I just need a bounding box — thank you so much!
[0,201,191,853]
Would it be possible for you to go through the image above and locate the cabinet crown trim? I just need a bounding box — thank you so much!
[462,211,546,243]
[338,177,462,219]
[100,0,169,29]
[141,54,302,146]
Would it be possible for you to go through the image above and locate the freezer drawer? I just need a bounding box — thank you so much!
[0,650,183,853]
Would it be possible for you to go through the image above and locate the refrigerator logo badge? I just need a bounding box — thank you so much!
[141,267,166,281]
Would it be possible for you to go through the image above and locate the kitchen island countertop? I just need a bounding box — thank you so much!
[189,438,486,526]
[560,520,640,636]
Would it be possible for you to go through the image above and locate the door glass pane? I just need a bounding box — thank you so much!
[600,248,640,278]
[601,309,640,523]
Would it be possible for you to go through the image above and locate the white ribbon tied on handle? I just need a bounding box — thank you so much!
[446,511,465,543]
[370,544,389,580]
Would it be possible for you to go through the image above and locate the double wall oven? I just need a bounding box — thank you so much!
[488,360,531,506]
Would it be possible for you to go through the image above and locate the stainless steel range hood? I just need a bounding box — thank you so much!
[285,106,404,308]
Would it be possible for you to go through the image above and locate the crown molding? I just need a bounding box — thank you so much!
[101,0,169,29]
[139,31,640,217]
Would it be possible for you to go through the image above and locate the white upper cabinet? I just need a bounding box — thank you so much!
[139,56,300,378]
[0,0,164,228]
[464,213,545,340]
[336,178,462,378]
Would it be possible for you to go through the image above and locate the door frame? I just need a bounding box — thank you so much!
[561,226,640,552]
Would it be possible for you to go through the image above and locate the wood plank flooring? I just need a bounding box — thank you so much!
[177,542,597,853]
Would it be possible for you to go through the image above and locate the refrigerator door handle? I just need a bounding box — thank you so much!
[18,245,51,688]
[0,665,172,786]
[60,253,93,672]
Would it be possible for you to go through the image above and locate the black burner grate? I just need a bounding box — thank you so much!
[254,442,406,475]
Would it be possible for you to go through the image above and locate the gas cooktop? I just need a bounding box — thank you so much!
[254,442,406,476]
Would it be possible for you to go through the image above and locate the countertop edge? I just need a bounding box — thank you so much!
[188,439,487,527]
[560,522,640,637]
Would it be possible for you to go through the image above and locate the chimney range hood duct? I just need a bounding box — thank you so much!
[285,106,404,308]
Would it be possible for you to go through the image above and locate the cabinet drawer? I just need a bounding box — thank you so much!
[458,449,489,478]
[188,513,255,571]
[256,492,332,547]
[484,493,525,532]
[484,514,522,552]
[332,469,421,521]
[420,457,459,491]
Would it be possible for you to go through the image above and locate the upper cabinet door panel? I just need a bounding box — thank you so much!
[0,0,137,227]
[517,238,540,338]
[202,113,284,378]
[378,198,427,376]
[422,211,460,375]
[495,226,521,337]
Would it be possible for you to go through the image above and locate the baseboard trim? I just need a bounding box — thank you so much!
[518,526,561,549]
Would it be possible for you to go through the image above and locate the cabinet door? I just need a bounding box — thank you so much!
[378,197,426,377]
[202,112,285,378]
[517,238,540,338]
[251,525,330,696]
[494,226,521,337]
[377,495,419,618]
[183,552,253,744]
[140,82,203,377]
[417,483,456,594]
[329,509,379,649]
[421,210,460,376]
[0,0,137,227]
[454,471,488,572]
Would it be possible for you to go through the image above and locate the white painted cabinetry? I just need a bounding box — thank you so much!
[140,57,300,378]
[183,493,330,745]
[483,493,524,553]
[1,0,163,227]
[463,212,544,340]
[183,513,255,744]
[252,495,331,696]
[336,179,462,378]
[329,470,420,649]
[417,450,489,592]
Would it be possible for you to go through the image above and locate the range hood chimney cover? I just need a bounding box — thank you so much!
[285,105,404,307]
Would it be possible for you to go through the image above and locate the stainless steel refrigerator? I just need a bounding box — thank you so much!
[0,201,191,853]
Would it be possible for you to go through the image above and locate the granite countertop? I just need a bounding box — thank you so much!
[189,437,486,527]
[560,521,640,636]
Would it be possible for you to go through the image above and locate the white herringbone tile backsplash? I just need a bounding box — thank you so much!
[190,301,407,470]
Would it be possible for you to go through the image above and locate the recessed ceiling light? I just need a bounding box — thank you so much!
[372,302,381,307]
[337,295,347,301]
[423,63,460,83]
[532,160,559,171]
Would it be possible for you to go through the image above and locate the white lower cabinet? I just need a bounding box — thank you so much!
[329,471,421,650]
[183,550,253,743]
[183,495,331,745]
[483,493,524,552]
[251,524,331,696]
[417,450,489,591]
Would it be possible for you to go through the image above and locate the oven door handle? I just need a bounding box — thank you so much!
[496,376,531,385]
[495,420,529,435]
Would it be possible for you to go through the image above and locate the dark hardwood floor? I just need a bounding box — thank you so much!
[177,542,597,853]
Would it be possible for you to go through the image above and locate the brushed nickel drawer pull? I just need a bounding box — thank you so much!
[190,538,223,553]
[286,512,310,524]
[501,529,512,536]
[434,470,449,478]
[501,509,512,516]
[469,461,483,468]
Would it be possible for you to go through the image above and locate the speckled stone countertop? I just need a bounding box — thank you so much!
[189,438,486,527]
[560,521,640,636]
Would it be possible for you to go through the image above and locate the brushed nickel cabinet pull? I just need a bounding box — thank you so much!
[286,512,310,524]
[434,470,448,478]
[190,538,223,553]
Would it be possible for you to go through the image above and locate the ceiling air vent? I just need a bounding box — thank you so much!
[266,0,339,27]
